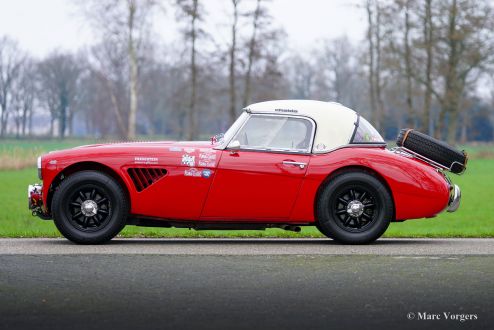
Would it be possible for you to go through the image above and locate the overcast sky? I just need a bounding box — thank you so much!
[0,0,366,57]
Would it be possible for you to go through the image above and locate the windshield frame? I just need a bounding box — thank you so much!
[214,111,317,154]
[213,111,250,150]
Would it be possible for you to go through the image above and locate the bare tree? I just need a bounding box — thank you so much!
[228,0,241,124]
[317,37,355,104]
[403,0,415,128]
[366,0,378,129]
[11,59,36,138]
[176,0,204,140]
[419,0,493,143]
[37,52,82,139]
[78,0,156,139]
[0,37,24,137]
[243,0,262,106]
[422,0,434,135]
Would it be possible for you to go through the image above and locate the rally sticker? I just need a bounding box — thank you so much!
[202,169,213,178]
[199,160,215,167]
[184,168,201,177]
[135,157,158,164]
[184,148,196,153]
[199,153,216,160]
[181,154,195,167]
[169,147,182,152]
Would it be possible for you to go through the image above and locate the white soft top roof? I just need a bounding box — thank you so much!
[245,100,358,152]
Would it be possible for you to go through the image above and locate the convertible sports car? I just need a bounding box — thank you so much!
[28,100,467,244]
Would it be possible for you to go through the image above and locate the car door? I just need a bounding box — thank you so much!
[201,114,314,220]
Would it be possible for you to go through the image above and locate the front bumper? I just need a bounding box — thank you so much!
[28,184,51,219]
[447,184,461,212]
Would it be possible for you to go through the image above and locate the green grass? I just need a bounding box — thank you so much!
[0,157,493,238]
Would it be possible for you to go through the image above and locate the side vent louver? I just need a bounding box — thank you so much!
[128,168,167,192]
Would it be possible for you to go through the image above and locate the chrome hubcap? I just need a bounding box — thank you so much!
[81,200,98,217]
[347,200,364,218]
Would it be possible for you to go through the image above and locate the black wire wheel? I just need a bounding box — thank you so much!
[66,186,112,233]
[52,171,129,244]
[316,171,393,244]
[333,187,377,233]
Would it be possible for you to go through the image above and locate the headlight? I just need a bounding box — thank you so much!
[37,156,42,180]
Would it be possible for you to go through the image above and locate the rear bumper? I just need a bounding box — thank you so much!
[28,184,51,219]
[447,184,461,212]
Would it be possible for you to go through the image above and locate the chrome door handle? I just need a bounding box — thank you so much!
[282,161,307,169]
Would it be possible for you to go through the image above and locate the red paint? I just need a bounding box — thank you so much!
[37,141,450,224]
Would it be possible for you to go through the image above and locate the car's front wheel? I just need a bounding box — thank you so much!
[316,171,393,244]
[51,171,128,244]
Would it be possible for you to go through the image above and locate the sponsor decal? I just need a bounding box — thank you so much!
[199,152,216,160]
[198,160,215,167]
[181,154,195,167]
[169,147,182,152]
[202,169,213,178]
[134,156,158,165]
[199,148,215,153]
[315,143,327,151]
[184,168,201,177]
[184,148,196,153]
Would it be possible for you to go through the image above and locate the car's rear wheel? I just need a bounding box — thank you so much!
[316,171,393,244]
[52,171,128,244]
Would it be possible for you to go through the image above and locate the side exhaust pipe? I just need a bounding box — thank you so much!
[279,225,301,232]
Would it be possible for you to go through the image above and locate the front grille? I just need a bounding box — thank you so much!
[127,168,167,192]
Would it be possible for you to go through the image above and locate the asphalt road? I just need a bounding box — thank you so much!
[1,238,493,330]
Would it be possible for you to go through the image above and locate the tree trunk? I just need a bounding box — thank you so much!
[422,0,433,135]
[444,0,460,144]
[228,0,239,124]
[28,109,33,137]
[50,115,55,137]
[243,0,261,107]
[404,0,415,128]
[59,90,68,139]
[21,104,28,136]
[187,0,199,141]
[374,1,384,131]
[366,0,377,129]
[128,0,138,140]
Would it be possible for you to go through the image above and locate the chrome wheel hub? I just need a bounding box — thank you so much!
[347,200,364,218]
[81,200,98,217]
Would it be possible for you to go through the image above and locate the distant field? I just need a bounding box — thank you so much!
[0,139,98,170]
[0,140,492,237]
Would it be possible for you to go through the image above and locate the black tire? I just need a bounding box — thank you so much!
[51,171,128,244]
[396,129,467,174]
[316,171,393,244]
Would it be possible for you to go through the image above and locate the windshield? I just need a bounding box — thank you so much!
[214,111,249,148]
[352,116,385,143]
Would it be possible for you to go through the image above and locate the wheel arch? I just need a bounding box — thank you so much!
[46,161,131,214]
[314,165,396,223]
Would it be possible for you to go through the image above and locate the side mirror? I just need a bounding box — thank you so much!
[228,140,241,150]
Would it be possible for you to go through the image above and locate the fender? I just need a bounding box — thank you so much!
[289,146,450,222]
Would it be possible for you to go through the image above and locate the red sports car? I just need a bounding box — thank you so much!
[29,100,467,244]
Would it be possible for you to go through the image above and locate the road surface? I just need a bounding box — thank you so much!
[1,238,493,330]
